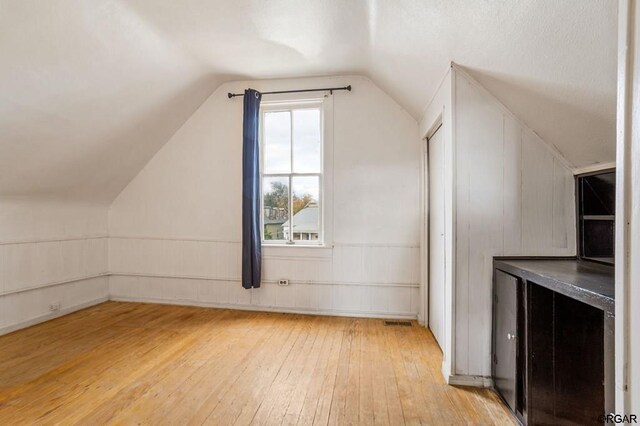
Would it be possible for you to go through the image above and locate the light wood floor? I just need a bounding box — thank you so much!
[0,302,515,425]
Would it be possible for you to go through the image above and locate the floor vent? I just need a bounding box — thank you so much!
[384,320,412,327]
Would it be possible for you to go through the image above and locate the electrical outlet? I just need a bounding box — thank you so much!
[278,279,289,286]
[49,302,61,312]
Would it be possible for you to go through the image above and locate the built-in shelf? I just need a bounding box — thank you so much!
[577,170,616,265]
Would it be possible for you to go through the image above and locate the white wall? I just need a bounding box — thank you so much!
[108,76,422,318]
[420,65,576,383]
[0,197,109,335]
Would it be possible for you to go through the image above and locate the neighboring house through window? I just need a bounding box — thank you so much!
[260,100,324,245]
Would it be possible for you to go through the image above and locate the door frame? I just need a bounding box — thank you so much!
[425,121,444,350]
[421,98,456,382]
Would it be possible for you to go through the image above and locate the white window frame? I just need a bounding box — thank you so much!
[259,95,333,248]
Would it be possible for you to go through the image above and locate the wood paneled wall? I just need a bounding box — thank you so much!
[452,69,576,378]
[0,199,109,334]
[108,76,422,319]
[419,66,577,383]
[109,239,419,318]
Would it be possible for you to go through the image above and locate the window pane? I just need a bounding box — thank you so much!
[293,109,321,173]
[263,176,289,241]
[292,176,320,241]
[264,111,291,173]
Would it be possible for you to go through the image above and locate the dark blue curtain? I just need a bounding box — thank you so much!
[242,89,262,289]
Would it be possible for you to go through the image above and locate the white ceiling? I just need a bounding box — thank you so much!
[0,0,617,201]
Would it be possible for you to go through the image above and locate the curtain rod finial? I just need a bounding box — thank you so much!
[346,85,352,91]
[227,92,234,99]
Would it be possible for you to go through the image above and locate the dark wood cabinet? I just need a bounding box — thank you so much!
[493,271,519,412]
[493,259,614,425]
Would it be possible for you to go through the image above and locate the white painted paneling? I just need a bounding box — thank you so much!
[420,68,576,381]
[521,129,555,253]
[0,198,109,332]
[455,73,506,376]
[0,277,109,336]
[552,158,576,250]
[452,71,576,377]
[109,275,417,319]
[502,117,523,254]
[108,76,421,318]
[1,238,107,296]
[452,73,471,376]
[108,238,420,317]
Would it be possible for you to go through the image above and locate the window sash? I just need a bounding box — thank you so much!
[261,173,323,245]
[260,103,324,246]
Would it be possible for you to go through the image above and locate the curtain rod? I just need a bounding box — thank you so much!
[227,85,351,99]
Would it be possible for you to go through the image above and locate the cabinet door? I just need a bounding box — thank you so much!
[493,270,518,411]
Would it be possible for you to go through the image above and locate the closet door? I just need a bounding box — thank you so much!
[428,126,445,349]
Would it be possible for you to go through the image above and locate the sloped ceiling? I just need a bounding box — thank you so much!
[0,0,617,201]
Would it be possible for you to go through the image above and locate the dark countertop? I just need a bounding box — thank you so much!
[494,258,614,314]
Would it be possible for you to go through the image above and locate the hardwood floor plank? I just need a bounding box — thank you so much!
[358,318,375,426]
[276,316,329,426]
[0,301,516,425]
[301,317,346,426]
[77,308,234,424]
[205,314,314,425]
[105,310,270,425]
[368,319,389,426]
[146,311,287,425]
[326,318,355,426]
[343,319,362,426]
[241,315,318,426]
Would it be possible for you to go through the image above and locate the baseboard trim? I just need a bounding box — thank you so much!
[109,295,418,320]
[0,295,109,336]
[447,374,493,388]
[441,360,453,383]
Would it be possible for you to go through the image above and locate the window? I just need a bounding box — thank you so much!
[576,170,615,264]
[261,102,323,245]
